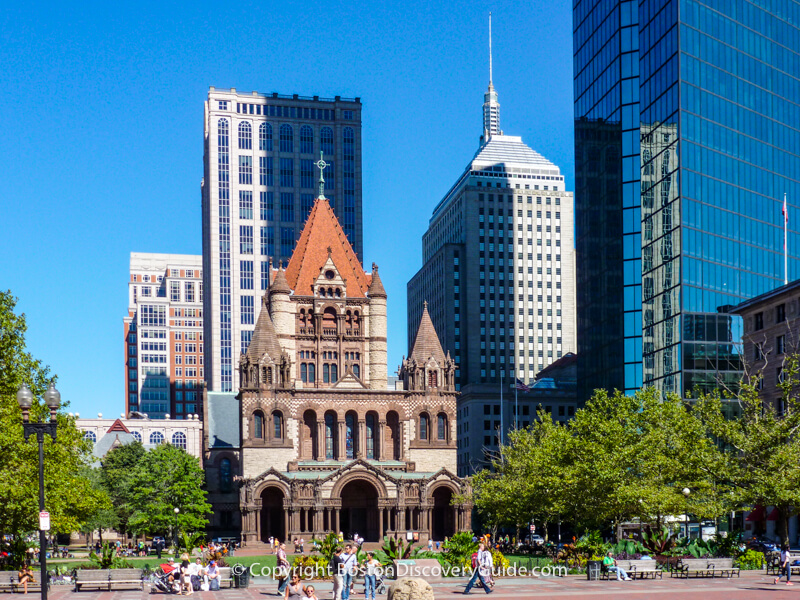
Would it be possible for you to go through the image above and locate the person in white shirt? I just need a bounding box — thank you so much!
[462,542,493,594]
[775,544,794,585]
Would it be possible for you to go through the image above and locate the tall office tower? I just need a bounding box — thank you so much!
[202,88,363,392]
[408,35,577,391]
[574,1,800,398]
[124,253,204,419]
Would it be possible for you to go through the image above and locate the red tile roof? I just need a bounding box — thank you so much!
[284,198,371,297]
[107,418,131,434]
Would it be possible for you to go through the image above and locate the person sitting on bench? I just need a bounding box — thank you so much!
[603,551,632,581]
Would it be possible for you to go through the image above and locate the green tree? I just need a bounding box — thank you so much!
[695,353,800,547]
[127,443,212,536]
[79,467,119,544]
[0,291,111,565]
[568,387,728,532]
[471,413,572,538]
[100,441,146,534]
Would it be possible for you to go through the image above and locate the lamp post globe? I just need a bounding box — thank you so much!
[174,508,180,549]
[682,488,691,539]
[682,487,690,497]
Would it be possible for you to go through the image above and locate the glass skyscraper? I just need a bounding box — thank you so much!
[574,0,800,397]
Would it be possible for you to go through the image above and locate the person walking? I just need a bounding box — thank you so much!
[331,547,344,600]
[341,545,357,600]
[775,544,794,585]
[277,542,291,596]
[363,551,380,600]
[603,551,632,581]
[462,541,493,594]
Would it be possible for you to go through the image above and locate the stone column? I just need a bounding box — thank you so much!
[317,420,325,460]
[357,419,366,458]
[378,508,384,539]
[284,509,291,541]
[334,509,341,534]
[399,421,406,460]
[377,421,386,461]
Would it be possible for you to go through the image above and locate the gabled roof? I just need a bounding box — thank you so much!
[284,198,371,297]
[107,419,130,434]
[245,295,283,363]
[410,302,446,364]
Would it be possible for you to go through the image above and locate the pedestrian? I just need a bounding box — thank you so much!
[775,544,794,585]
[277,542,291,596]
[331,547,344,600]
[363,551,380,600]
[341,544,357,600]
[603,551,632,581]
[436,541,440,551]
[462,541,493,595]
[285,571,305,600]
[269,536,275,554]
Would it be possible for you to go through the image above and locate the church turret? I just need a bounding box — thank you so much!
[400,301,455,392]
[239,293,289,389]
[268,265,295,377]
[368,263,388,390]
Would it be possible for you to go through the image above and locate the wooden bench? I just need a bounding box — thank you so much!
[600,560,663,580]
[765,553,800,577]
[674,558,740,578]
[217,566,234,588]
[0,572,44,594]
[109,568,144,590]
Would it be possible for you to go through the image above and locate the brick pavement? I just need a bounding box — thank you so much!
[45,571,800,599]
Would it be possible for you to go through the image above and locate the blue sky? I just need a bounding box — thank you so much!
[0,0,574,417]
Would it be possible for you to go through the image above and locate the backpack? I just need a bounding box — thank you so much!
[471,552,479,569]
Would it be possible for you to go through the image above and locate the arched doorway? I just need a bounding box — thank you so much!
[340,479,379,542]
[431,486,455,542]
[260,487,286,543]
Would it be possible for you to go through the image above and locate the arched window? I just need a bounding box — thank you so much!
[353,364,360,378]
[220,458,233,493]
[300,125,314,154]
[253,411,265,439]
[366,413,375,459]
[322,307,337,334]
[437,413,447,441]
[345,413,355,459]
[325,412,335,459]
[239,122,252,150]
[419,413,430,441]
[301,363,308,382]
[273,411,283,439]
[150,431,164,445]
[131,431,142,442]
[331,363,338,383]
[83,431,97,443]
[280,124,293,153]
[172,431,187,450]
[308,363,316,383]
[323,363,330,383]
[321,127,334,155]
[260,122,273,151]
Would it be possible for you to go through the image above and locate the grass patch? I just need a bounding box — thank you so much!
[50,554,286,572]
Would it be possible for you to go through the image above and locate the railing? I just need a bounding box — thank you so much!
[322,328,338,336]
[299,327,315,335]
[209,87,360,103]
[345,330,361,337]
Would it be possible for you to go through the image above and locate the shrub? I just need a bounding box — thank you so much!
[736,550,764,570]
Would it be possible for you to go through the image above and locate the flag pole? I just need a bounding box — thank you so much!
[784,192,788,285]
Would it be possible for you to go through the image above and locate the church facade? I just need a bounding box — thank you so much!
[203,196,471,546]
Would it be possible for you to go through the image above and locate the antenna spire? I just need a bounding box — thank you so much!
[315,151,328,199]
[489,12,493,86]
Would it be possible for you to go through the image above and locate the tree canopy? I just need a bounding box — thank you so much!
[0,290,111,564]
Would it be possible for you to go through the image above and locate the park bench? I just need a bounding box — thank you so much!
[600,560,663,580]
[74,568,143,591]
[0,571,44,594]
[674,557,740,578]
[217,566,234,588]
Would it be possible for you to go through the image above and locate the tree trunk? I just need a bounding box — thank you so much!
[777,506,790,548]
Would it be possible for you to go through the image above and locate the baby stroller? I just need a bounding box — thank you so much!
[150,564,180,594]
[375,571,387,595]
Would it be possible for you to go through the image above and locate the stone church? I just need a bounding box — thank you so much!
[203,196,471,546]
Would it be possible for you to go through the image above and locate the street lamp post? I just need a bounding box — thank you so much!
[174,507,180,550]
[17,382,60,600]
[682,488,691,539]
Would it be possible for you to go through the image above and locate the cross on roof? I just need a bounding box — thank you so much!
[315,151,329,199]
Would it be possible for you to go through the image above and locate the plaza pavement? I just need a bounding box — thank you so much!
[43,570,800,600]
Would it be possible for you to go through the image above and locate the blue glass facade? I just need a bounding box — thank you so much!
[576,0,800,397]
